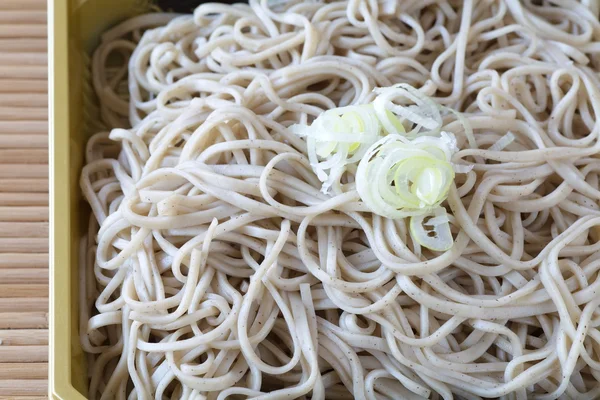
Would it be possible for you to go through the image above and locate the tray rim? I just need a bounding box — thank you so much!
[49,0,84,397]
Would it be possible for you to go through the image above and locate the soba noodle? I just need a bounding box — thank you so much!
[80,0,600,399]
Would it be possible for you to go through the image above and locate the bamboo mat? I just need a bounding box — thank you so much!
[0,0,49,398]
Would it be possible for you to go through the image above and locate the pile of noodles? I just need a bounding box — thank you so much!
[80,0,600,399]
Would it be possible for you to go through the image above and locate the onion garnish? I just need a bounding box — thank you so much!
[489,131,515,152]
[356,133,457,251]
[410,207,454,251]
[291,84,462,251]
[356,133,456,217]
[290,104,381,193]
[453,163,474,174]
[372,84,443,138]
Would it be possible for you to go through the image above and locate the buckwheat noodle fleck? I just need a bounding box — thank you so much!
[80,1,600,399]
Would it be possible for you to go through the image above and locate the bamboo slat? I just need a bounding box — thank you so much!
[0,329,47,346]
[0,312,48,329]
[0,11,46,24]
[0,107,47,120]
[0,39,46,52]
[0,149,47,163]
[0,238,47,252]
[0,269,48,283]
[0,179,47,193]
[0,297,47,312]
[0,254,47,268]
[0,346,47,363]
[0,165,47,178]
[0,284,48,298]
[0,134,47,148]
[0,380,47,396]
[0,53,47,66]
[0,79,47,93]
[0,121,47,134]
[0,25,46,38]
[0,0,46,10]
[0,363,47,380]
[0,222,48,237]
[0,397,48,400]
[0,207,48,221]
[0,193,48,206]
[0,94,47,108]
[0,66,46,79]
[0,179,47,192]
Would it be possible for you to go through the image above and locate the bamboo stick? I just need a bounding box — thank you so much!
[0,346,47,362]
[0,164,47,178]
[0,380,47,396]
[0,11,46,24]
[0,66,46,79]
[0,79,47,93]
[0,312,47,329]
[0,268,47,283]
[0,363,47,380]
[0,94,47,108]
[0,0,46,10]
[0,121,47,133]
[0,207,48,221]
[0,107,47,120]
[0,238,47,252]
[0,297,47,312]
[0,284,48,298]
[0,327,48,344]
[0,397,48,400]
[0,149,47,163]
[0,52,47,66]
[0,25,47,38]
[0,134,47,148]
[0,179,47,192]
[0,253,47,268]
[0,39,46,52]
[0,222,48,237]
[0,193,48,206]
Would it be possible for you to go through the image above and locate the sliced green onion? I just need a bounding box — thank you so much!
[489,131,515,152]
[290,104,381,193]
[372,84,442,137]
[453,163,474,174]
[382,109,406,135]
[410,207,453,251]
[356,133,456,219]
[289,83,463,252]
[444,107,477,150]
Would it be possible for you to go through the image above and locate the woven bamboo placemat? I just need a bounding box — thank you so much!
[0,0,48,398]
